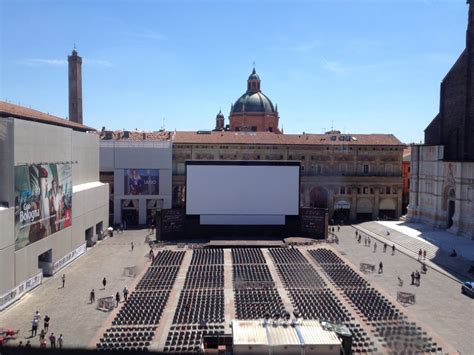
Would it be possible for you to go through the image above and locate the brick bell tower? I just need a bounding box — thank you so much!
[68,47,83,124]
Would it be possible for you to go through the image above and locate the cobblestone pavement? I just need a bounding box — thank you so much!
[0,229,154,349]
[332,225,474,355]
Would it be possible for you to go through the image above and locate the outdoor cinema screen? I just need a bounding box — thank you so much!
[185,161,300,220]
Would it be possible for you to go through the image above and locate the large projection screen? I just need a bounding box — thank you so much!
[186,161,300,224]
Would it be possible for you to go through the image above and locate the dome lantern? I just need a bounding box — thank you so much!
[247,67,261,93]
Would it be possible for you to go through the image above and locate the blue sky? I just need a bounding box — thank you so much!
[0,0,469,143]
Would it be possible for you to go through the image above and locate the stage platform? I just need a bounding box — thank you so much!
[204,239,286,248]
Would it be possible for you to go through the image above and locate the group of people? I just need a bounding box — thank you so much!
[417,249,428,261]
[89,277,130,308]
[115,286,129,306]
[355,230,396,255]
[29,311,63,349]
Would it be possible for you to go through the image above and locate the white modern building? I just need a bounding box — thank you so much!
[0,102,109,311]
[99,130,172,226]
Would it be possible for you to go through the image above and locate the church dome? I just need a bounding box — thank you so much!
[232,92,276,113]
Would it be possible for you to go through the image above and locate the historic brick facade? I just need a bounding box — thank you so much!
[409,3,474,238]
[172,131,404,223]
[424,4,474,161]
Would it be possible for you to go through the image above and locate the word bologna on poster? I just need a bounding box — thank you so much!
[15,163,73,250]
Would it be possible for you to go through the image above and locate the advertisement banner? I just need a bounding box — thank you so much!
[0,271,42,311]
[15,163,73,250]
[124,169,159,195]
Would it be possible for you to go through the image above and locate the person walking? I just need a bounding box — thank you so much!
[415,271,421,286]
[57,334,63,349]
[373,243,377,253]
[102,277,107,289]
[39,328,46,341]
[25,340,31,348]
[115,291,120,306]
[383,243,387,253]
[33,310,41,322]
[418,249,422,261]
[49,333,56,349]
[31,318,39,337]
[123,286,129,301]
[61,274,66,288]
[90,289,95,304]
[411,272,415,285]
[379,261,383,273]
[392,244,396,255]
[43,315,50,332]
[130,241,134,251]
[423,249,427,260]
[40,339,47,349]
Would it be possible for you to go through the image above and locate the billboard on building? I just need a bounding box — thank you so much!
[124,169,159,195]
[14,163,73,250]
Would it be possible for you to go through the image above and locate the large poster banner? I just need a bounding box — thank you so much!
[124,169,159,195]
[15,163,73,250]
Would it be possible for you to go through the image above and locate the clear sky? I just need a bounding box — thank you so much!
[0,0,469,144]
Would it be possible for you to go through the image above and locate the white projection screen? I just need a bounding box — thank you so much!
[186,161,300,224]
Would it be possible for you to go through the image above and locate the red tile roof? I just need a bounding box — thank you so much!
[172,131,404,146]
[0,101,95,132]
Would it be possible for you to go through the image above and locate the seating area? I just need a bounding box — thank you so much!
[269,248,377,354]
[232,248,266,264]
[173,289,225,324]
[345,289,401,322]
[374,321,443,353]
[164,324,225,353]
[96,326,155,351]
[165,250,225,353]
[288,289,350,322]
[97,250,185,351]
[232,248,286,320]
[308,248,444,353]
[96,245,447,354]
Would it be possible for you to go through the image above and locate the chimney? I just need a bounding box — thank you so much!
[68,47,83,124]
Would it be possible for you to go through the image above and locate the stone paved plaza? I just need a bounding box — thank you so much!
[0,226,472,354]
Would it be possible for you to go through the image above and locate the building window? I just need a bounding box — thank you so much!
[363,187,369,194]
[340,164,347,175]
[357,187,361,194]
[370,188,374,194]
[340,186,346,194]
[408,166,410,173]
[386,186,391,194]
[301,155,305,160]
[363,164,369,175]
[392,187,397,194]
[347,187,352,194]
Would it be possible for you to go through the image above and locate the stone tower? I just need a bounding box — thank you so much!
[68,48,83,124]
